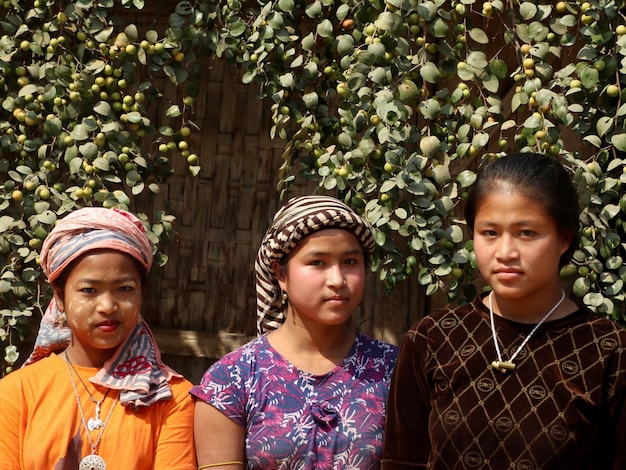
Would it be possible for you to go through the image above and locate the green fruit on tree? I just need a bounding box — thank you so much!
[606,85,619,98]
[560,264,577,278]
[336,83,350,98]
[420,135,441,158]
[397,79,419,104]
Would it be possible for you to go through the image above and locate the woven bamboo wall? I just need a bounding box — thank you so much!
[118,3,427,383]
[134,55,426,381]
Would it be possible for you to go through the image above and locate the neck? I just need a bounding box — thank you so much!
[65,344,115,369]
[489,288,569,324]
[269,319,356,375]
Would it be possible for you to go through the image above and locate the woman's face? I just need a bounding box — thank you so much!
[275,229,366,329]
[473,190,571,305]
[55,250,144,366]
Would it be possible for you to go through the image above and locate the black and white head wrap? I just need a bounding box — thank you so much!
[255,195,375,335]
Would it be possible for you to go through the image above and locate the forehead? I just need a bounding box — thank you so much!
[68,250,142,274]
[474,190,551,222]
[292,228,362,252]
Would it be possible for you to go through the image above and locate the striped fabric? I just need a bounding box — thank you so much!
[255,195,375,335]
[23,207,179,408]
[39,207,152,283]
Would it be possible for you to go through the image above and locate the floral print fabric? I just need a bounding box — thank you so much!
[190,334,398,469]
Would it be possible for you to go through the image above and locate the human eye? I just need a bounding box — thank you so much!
[79,286,96,294]
[479,229,497,238]
[519,229,536,238]
[118,285,135,292]
[344,256,362,266]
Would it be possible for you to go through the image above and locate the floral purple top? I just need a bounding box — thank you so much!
[190,333,398,469]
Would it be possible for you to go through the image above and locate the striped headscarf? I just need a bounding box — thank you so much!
[255,195,375,335]
[23,207,180,408]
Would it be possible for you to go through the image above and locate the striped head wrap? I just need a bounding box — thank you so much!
[23,207,180,408]
[255,195,375,335]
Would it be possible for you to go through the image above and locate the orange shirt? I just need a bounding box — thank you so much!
[0,353,196,469]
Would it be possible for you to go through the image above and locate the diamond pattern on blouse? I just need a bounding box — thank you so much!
[402,300,626,470]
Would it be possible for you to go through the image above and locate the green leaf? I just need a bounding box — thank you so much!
[420,62,440,84]
[456,61,474,80]
[596,116,613,137]
[79,142,98,159]
[277,0,294,12]
[336,35,354,57]
[606,280,624,296]
[467,51,488,70]
[375,12,402,34]
[305,0,322,17]
[601,204,620,220]
[165,105,181,118]
[583,135,602,148]
[126,112,142,123]
[527,21,548,41]
[580,66,599,89]
[336,4,350,20]
[482,74,499,93]
[418,99,441,120]
[519,2,538,20]
[611,133,626,151]
[468,28,488,44]
[316,19,333,37]
[456,170,477,188]
[431,17,449,38]
[93,157,110,171]
[70,124,90,141]
[69,157,83,175]
[93,101,112,116]
[488,59,507,79]
[17,84,38,97]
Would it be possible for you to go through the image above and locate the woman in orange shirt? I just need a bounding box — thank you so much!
[0,207,196,470]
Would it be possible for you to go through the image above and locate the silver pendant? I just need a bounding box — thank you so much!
[79,454,106,470]
[87,417,103,431]
[87,401,104,430]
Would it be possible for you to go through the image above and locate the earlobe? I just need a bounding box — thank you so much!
[560,231,574,255]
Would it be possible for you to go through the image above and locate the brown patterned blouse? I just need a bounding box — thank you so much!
[382,296,626,470]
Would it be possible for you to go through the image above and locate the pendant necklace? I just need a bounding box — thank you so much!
[65,352,119,470]
[489,290,565,374]
[66,353,111,431]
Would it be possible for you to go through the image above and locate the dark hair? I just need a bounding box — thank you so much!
[464,153,580,267]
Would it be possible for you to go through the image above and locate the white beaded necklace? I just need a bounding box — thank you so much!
[489,290,565,373]
[65,353,119,470]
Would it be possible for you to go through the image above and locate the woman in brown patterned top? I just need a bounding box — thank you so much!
[382,153,626,470]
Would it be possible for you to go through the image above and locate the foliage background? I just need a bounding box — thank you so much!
[1,0,626,375]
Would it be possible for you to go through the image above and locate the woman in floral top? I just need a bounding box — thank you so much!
[191,195,398,469]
